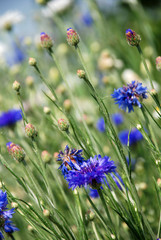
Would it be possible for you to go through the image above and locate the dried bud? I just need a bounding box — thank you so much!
[77,69,86,79]
[67,28,80,47]
[25,76,34,88]
[58,118,69,131]
[29,57,37,66]
[7,142,25,162]
[43,106,51,115]
[156,56,161,71]
[25,123,38,138]
[43,209,50,217]
[41,150,52,164]
[125,29,141,46]
[40,32,53,49]
[63,99,72,112]
[13,81,20,92]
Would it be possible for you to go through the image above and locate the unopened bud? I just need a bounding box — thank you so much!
[40,32,53,49]
[6,142,25,162]
[67,28,80,47]
[136,124,142,130]
[29,57,37,66]
[43,209,50,217]
[25,123,38,138]
[125,29,141,47]
[41,150,52,164]
[63,99,72,112]
[156,56,161,71]
[43,106,51,114]
[77,69,86,79]
[58,118,69,131]
[25,76,34,88]
[13,81,20,92]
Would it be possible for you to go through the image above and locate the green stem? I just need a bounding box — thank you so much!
[17,93,28,124]
[92,222,100,240]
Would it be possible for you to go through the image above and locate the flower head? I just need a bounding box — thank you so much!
[119,128,143,146]
[67,28,80,47]
[57,145,84,176]
[0,109,22,128]
[111,81,148,112]
[65,155,116,190]
[125,29,141,46]
[96,117,105,133]
[0,190,19,239]
[6,142,25,162]
[40,32,53,49]
[111,113,124,125]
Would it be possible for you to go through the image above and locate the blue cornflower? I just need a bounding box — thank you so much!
[111,113,124,125]
[65,155,116,190]
[119,128,143,146]
[96,117,105,132]
[0,109,22,128]
[57,145,85,176]
[111,81,148,112]
[89,189,99,198]
[0,190,19,239]
[82,13,93,26]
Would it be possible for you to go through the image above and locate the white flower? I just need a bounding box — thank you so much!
[0,11,24,30]
[42,0,73,17]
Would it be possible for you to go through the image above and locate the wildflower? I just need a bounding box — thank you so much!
[25,123,38,138]
[96,117,105,133]
[125,29,141,46]
[0,109,22,128]
[156,56,161,71]
[111,113,124,125]
[57,145,84,176]
[82,13,93,27]
[119,128,143,146]
[58,118,69,131]
[89,189,99,198]
[41,150,52,164]
[0,190,19,239]
[111,81,148,112]
[40,32,53,49]
[0,11,24,31]
[65,155,116,190]
[67,28,80,47]
[6,142,25,162]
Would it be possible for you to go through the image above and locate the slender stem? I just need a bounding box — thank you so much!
[137,45,154,89]
[17,93,28,124]
[92,222,100,240]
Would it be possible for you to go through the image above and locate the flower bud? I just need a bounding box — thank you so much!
[11,202,18,209]
[25,123,38,138]
[25,76,34,88]
[53,152,59,161]
[43,106,51,115]
[13,81,20,92]
[63,99,72,112]
[43,209,50,217]
[29,57,37,66]
[85,210,95,221]
[125,29,141,46]
[27,225,35,233]
[7,142,25,162]
[40,32,53,49]
[157,178,161,188]
[67,28,80,47]
[41,150,52,164]
[156,56,161,71]
[58,118,69,131]
[77,69,86,79]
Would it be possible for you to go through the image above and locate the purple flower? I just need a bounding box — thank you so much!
[57,145,84,176]
[65,155,116,190]
[96,117,105,132]
[0,109,22,128]
[111,113,124,125]
[0,190,19,239]
[119,128,143,146]
[111,81,148,112]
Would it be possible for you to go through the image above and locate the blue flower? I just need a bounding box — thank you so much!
[0,190,19,239]
[111,113,124,125]
[96,117,105,132]
[82,13,93,27]
[119,128,143,146]
[111,81,148,112]
[110,172,124,190]
[89,189,99,198]
[65,155,116,190]
[57,145,85,176]
[0,109,22,128]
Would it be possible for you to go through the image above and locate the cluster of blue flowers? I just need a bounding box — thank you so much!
[0,190,18,239]
[0,109,22,128]
[119,128,143,146]
[57,145,124,193]
[111,81,148,112]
